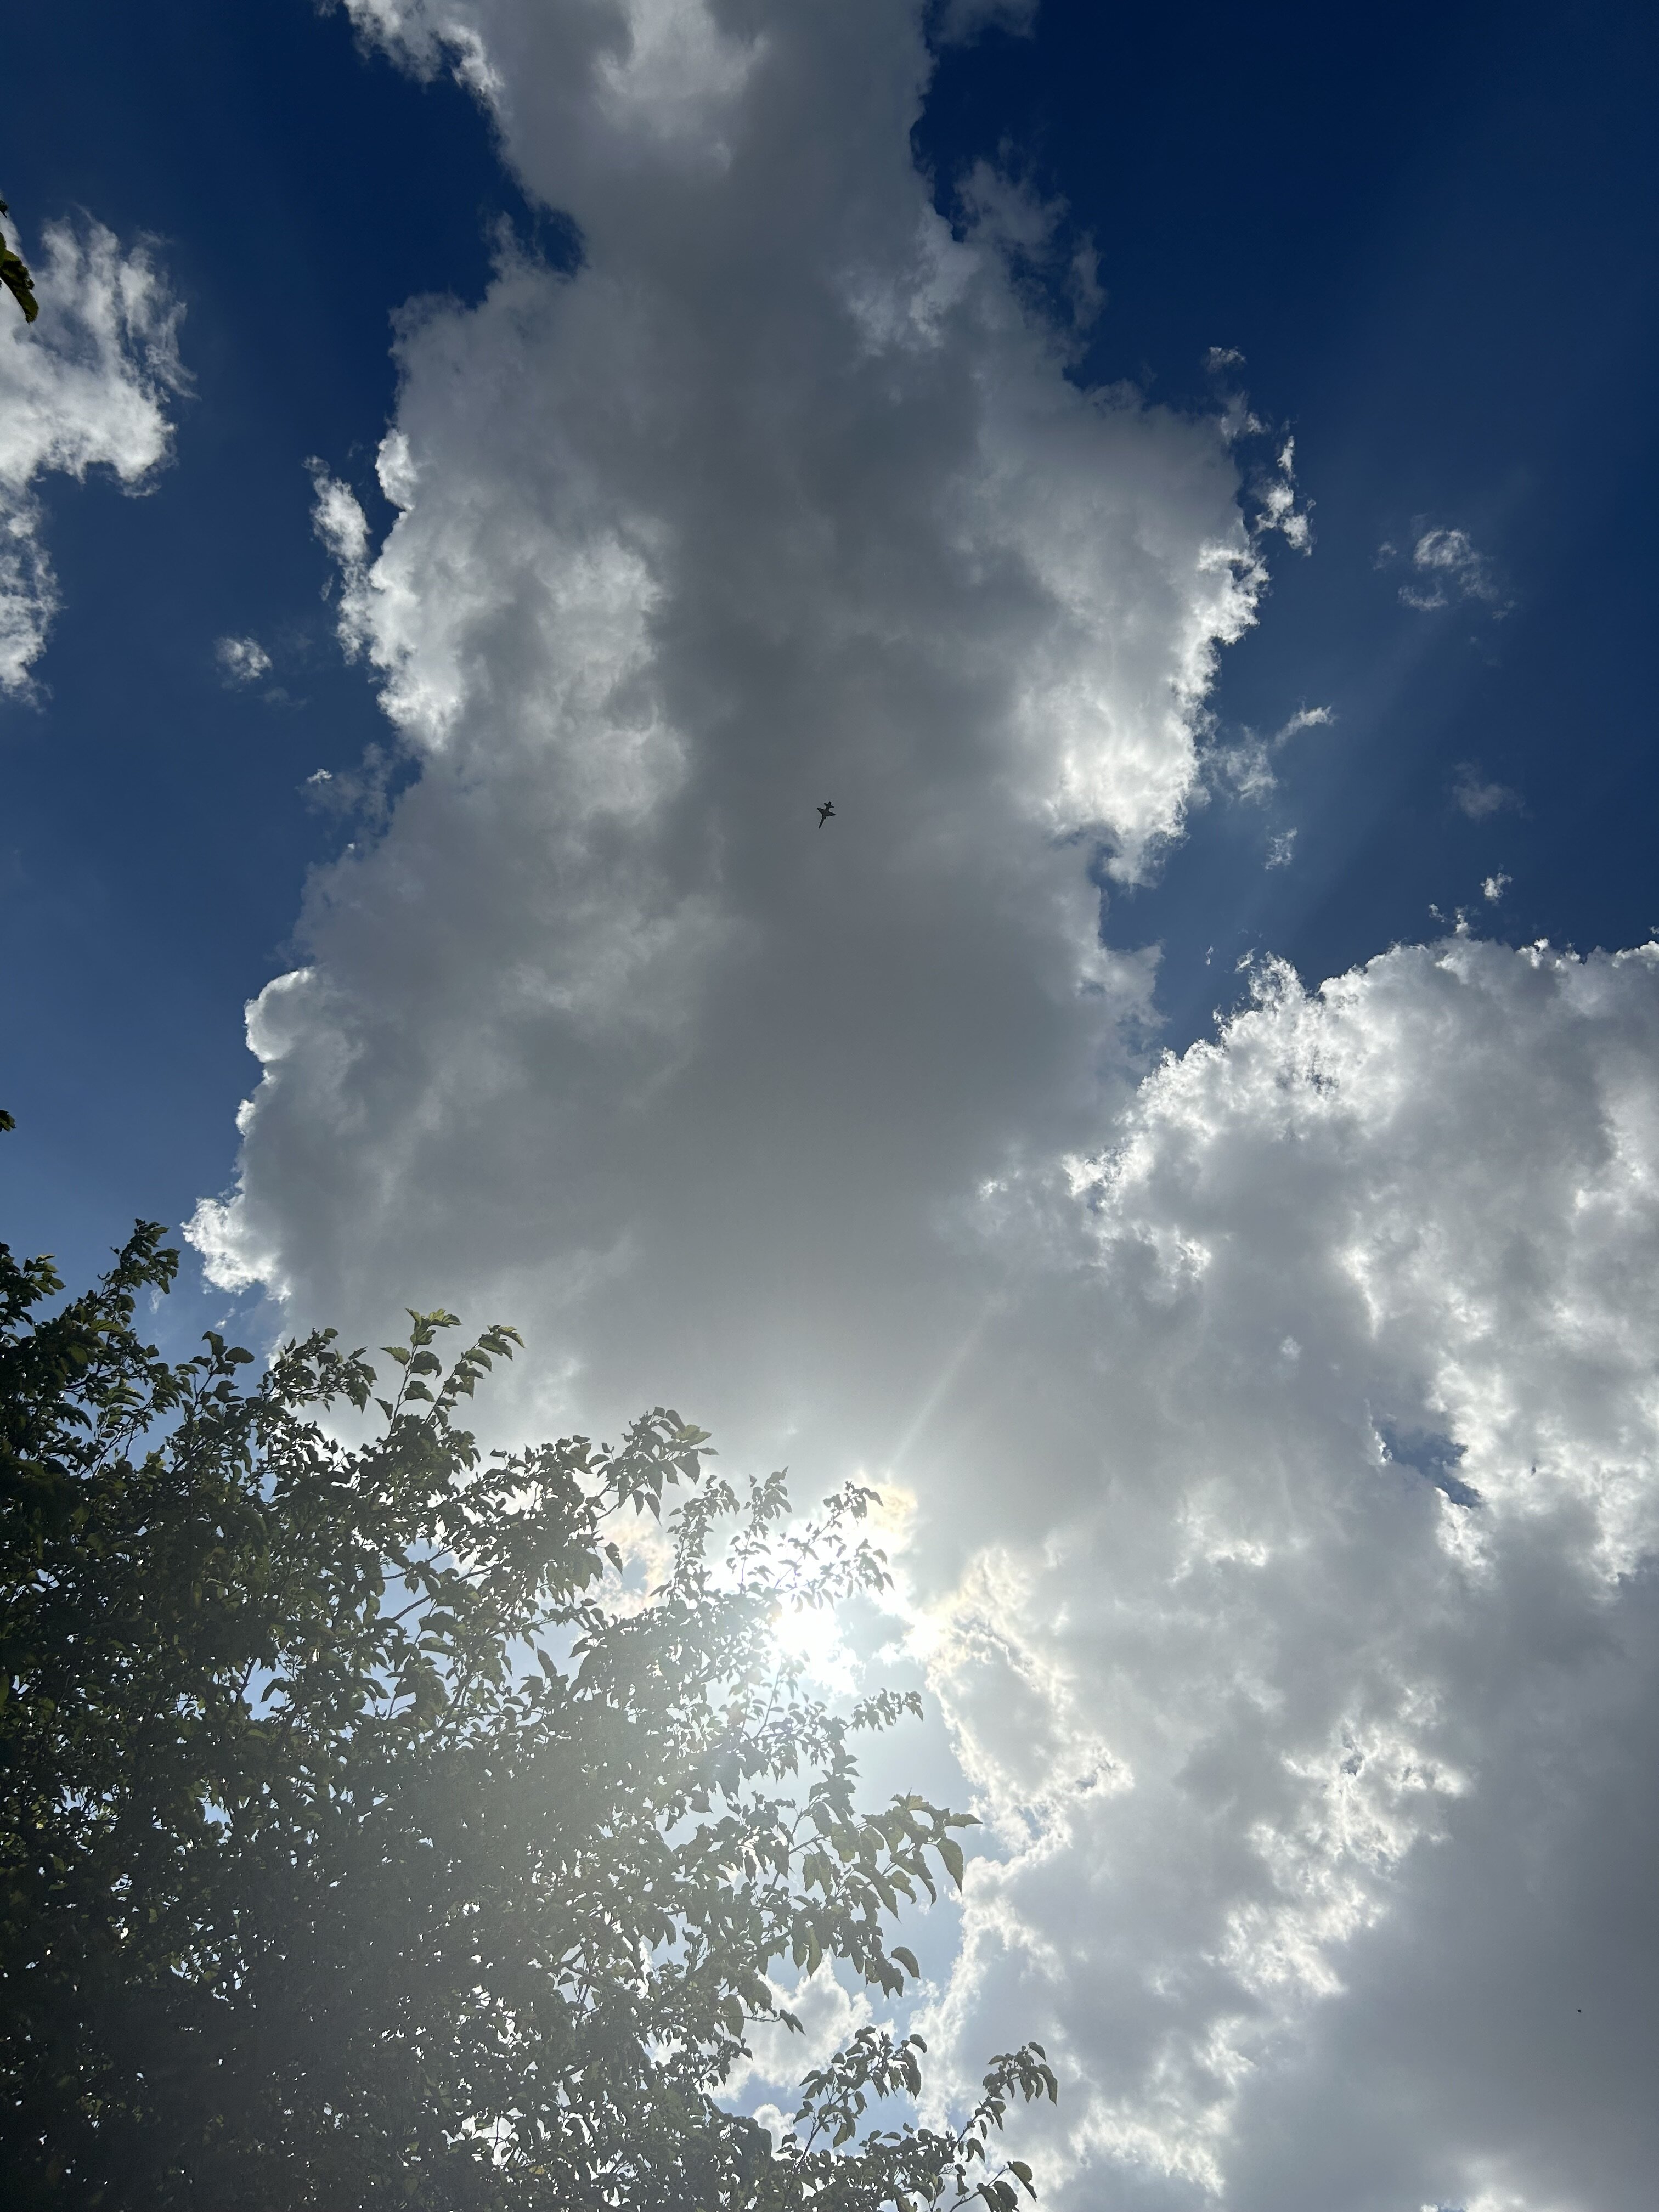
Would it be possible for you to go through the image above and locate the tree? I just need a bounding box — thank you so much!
[0,204,39,322]
[0,1125,1054,2209]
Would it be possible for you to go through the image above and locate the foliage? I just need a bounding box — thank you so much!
[0,204,38,323]
[0,1140,1054,2208]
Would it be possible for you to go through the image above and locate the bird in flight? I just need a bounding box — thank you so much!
[817,800,836,828]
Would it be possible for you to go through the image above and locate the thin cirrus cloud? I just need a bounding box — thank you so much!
[0,216,184,695]
[1453,759,1522,820]
[187,3,1659,2205]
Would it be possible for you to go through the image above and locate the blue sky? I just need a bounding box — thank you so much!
[921,1,1659,1037]
[3,0,533,1294]
[6,4,1659,2204]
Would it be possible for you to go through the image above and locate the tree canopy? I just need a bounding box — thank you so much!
[0,1124,1053,2209]
[0,204,38,322]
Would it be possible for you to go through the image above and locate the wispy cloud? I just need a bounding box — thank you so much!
[1275,704,1333,742]
[933,0,1040,39]
[1380,524,1510,615]
[1252,436,1312,552]
[215,634,272,686]
[1453,761,1522,819]
[0,216,185,695]
[1205,702,1332,801]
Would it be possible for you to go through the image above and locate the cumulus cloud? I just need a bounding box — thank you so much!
[193,0,1268,1305]
[215,633,272,685]
[187,4,1659,2205]
[0,216,184,695]
[912,940,1659,2208]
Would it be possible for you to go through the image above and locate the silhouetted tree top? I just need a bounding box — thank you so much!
[0,1122,1053,2210]
[0,205,38,323]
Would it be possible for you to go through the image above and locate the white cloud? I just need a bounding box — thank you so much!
[724,1965,878,2100]
[195,0,1271,1322]
[1392,524,1509,615]
[1204,701,1330,803]
[912,939,1659,2209]
[1483,871,1510,902]
[1274,703,1331,742]
[0,216,185,695]
[215,634,272,685]
[186,5,1659,2205]
[1453,761,1522,820]
[1251,436,1311,552]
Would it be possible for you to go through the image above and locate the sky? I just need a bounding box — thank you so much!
[4,3,1659,2207]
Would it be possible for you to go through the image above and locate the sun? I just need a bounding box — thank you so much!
[769,1599,856,1692]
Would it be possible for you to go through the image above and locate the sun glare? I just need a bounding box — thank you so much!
[770,1600,856,1693]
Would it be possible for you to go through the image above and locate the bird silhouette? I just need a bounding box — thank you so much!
[817,800,836,828]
